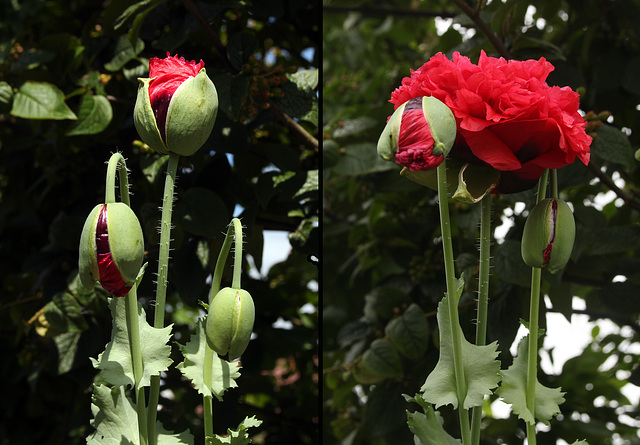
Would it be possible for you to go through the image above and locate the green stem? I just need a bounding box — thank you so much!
[550,169,558,199]
[106,153,147,445]
[436,161,471,445]
[148,152,180,445]
[126,286,149,445]
[470,193,492,444]
[525,169,549,445]
[105,152,130,206]
[202,218,244,438]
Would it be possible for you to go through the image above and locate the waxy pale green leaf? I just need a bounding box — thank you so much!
[91,298,173,390]
[11,81,77,120]
[176,318,241,400]
[207,416,262,445]
[421,277,501,410]
[405,396,461,445]
[88,384,194,445]
[497,335,565,426]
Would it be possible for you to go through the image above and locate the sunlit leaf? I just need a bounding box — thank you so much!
[11,81,77,120]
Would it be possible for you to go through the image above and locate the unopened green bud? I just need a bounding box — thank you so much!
[205,287,255,360]
[377,96,456,171]
[521,198,575,273]
[78,203,145,297]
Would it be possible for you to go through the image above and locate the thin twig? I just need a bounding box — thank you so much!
[450,0,511,59]
[323,5,456,19]
[587,160,640,212]
[268,101,319,150]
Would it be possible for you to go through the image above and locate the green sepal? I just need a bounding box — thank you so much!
[422,96,456,157]
[165,68,218,157]
[496,335,565,426]
[133,77,170,154]
[105,202,145,285]
[421,276,501,410]
[451,164,499,203]
[78,204,102,289]
[205,287,255,360]
[376,102,405,161]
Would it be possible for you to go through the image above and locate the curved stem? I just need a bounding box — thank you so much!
[147,152,180,445]
[437,161,471,445]
[470,193,492,444]
[105,152,130,206]
[525,169,550,445]
[202,218,244,437]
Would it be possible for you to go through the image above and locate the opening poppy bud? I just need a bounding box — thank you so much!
[377,96,456,171]
[134,53,218,157]
[78,203,145,297]
[521,198,576,273]
[205,287,255,360]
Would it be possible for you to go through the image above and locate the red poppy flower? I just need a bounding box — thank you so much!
[390,51,592,193]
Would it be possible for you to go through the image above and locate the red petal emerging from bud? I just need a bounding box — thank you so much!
[95,205,131,297]
[395,97,443,171]
[541,199,558,265]
[148,52,205,143]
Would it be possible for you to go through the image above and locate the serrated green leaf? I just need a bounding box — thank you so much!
[207,415,262,445]
[11,81,77,120]
[91,298,173,390]
[67,94,113,136]
[288,69,318,91]
[105,35,144,71]
[497,335,565,426]
[361,338,403,379]
[407,405,462,445]
[88,384,194,444]
[211,73,250,119]
[421,277,501,410]
[175,318,241,400]
[385,303,429,360]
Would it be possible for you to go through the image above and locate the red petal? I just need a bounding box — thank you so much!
[95,205,131,298]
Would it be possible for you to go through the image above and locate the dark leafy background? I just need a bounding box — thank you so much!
[0,1,318,444]
[324,0,640,444]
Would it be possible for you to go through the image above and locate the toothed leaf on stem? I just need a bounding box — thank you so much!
[90,298,173,390]
[497,335,565,426]
[206,416,262,445]
[176,318,241,400]
[421,276,501,410]
[87,384,194,444]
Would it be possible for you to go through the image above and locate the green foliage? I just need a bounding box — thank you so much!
[324,0,640,443]
[0,0,318,443]
[421,279,501,411]
[91,298,173,390]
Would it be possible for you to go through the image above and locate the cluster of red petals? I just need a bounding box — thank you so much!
[396,97,443,170]
[390,51,592,193]
[148,52,205,142]
[95,205,131,298]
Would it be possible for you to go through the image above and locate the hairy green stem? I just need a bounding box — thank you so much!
[203,218,244,438]
[106,153,147,445]
[148,152,180,445]
[525,169,549,445]
[436,161,471,445]
[126,286,149,445]
[470,193,492,444]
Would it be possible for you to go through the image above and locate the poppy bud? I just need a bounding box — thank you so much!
[79,203,145,297]
[521,198,575,273]
[134,53,218,157]
[377,96,456,171]
[205,287,255,360]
